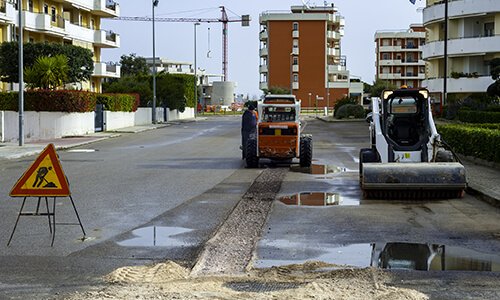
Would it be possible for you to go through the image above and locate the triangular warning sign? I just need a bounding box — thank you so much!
[10,144,70,197]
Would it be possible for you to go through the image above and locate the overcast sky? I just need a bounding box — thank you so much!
[102,0,424,97]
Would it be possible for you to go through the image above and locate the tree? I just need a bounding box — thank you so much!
[24,55,69,89]
[370,79,397,98]
[262,86,291,95]
[120,53,149,77]
[0,42,93,83]
[487,58,500,98]
[103,74,152,107]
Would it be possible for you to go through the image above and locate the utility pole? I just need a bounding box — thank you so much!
[152,0,159,123]
[443,0,448,106]
[194,22,200,117]
[18,0,24,146]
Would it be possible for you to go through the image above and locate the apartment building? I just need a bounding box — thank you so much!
[259,4,363,108]
[374,24,426,88]
[422,0,500,104]
[0,0,121,92]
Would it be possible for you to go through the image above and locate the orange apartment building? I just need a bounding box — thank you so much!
[374,24,426,88]
[259,4,362,108]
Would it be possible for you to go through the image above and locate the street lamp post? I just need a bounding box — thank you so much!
[18,0,24,146]
[290,53,293,95]
[194,22,200,118]
[443,0,449,107]
[152,0,159,123]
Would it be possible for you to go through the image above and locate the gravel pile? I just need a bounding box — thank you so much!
[191,168,287,275]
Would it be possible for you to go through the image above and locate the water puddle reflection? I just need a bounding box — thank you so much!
[291,164,347,175]
[117,226,193,247]
[256,242,500,272]
[279,192,359,206]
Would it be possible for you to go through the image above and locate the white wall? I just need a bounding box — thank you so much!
[104,111,135,131]
[0,111,94,142]
[134,107,152,125]
[166,107,195,121]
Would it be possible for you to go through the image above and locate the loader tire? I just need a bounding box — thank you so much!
[359,148,378,185]
[300,136,313,167]
[435,150,454,162]
[246,138,259,168]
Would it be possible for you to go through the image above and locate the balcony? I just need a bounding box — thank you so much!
[93,62,121,78]
[379,59,402,66]
[292,47,299,55]
[259,47,268,56]
[402,73,426,80]
[327,48,340,57]
[259,82,268,90]
[94,30,120,48]
[401,59,425,65]
[379,73,402,80]
[423,0,500,25]
[0,1,16,23]
[259,64,268,73]
[292,82,299,90]
[327,64,346,73]
[22,11,66,37]
[327,31,340,40]
[259,31,268,40]
[379,45,402,52]
[423,76,493,94]
[292,65,299,72]
[328,81,349,89]
[292,30,299,38]
[423,35,500,59]
[92,0,120,18]
[65,22,94,43]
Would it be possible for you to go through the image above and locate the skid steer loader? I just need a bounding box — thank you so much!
[245,94,312,168]
[359,87,466,199]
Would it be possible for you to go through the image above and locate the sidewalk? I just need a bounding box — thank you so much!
[0,124,163,160]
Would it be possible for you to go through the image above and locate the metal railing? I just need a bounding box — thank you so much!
[106,1,117,11]
[105,31,116,42]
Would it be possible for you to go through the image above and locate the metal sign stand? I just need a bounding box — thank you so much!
[7,195,86,247]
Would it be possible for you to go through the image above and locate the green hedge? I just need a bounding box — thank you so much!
[0,90,96,112]
[437,124,500,163]
[457,110,500,123]
[97,93,139,112]
[335,104,366,119]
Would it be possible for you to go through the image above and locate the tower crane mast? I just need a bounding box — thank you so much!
[114,6,250,81]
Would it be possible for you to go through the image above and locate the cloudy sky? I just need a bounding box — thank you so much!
[102,0,424,97]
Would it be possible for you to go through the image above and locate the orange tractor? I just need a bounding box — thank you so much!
[245,95,312,168]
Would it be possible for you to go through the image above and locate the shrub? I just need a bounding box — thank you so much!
[0,92,18,110]
[335,104,366,119]
[0,90,96,112]
[457,110,500,123]
[437,124,500,163]
[333,96,357,117]
[97,93,138,112]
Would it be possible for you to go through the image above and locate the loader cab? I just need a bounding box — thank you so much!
[381,88,430,150]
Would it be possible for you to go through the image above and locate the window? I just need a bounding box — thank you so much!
[292,22,298,31]
[293,74,298,82]
[484,22,494,37]
[390,97,417,114]
[293,39,298,48]
[293,56,298,65]
[382,67,390,74]
[90,18,95,30]
[51,6,56,23]
[28,0,34,12]
[43,4,49,14]
[382,53,390,60]
[29,37,34,43]
[382,39,390,46]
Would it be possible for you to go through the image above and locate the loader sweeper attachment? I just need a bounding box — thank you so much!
[359,88,466,199]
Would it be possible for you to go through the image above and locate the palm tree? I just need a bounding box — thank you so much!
[24,54,69,90]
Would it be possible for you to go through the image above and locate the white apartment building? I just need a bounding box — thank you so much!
[0,0,121,92]
[374,24,426,88]
[422,0,500,103]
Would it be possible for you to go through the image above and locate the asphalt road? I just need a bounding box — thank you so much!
[0,116,499,299]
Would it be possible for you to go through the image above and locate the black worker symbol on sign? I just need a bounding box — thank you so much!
[32,166,57,188]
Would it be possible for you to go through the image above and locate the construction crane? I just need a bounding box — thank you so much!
[114,6,250,81]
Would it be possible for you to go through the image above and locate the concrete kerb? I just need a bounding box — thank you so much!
[316,116,366,123]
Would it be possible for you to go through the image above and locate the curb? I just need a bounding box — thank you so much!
[466,185,500,208]
[316,117,365,123]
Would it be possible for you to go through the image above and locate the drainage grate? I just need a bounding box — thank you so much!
[224,281,303,293]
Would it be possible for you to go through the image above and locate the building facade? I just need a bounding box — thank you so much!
[374,24,426,88]
[259,4,362,108]
[0,0,121,92]
[422,0,500,104]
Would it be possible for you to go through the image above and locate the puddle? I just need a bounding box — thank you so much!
[279,192,359,206]
[291,164,347,175]
[117,226,193,247]
[67,149,97,153]
[256,242,500,272]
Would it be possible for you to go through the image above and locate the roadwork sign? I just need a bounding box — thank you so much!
[10,144,70,197]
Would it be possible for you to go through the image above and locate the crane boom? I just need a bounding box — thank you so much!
[113,6,250,81]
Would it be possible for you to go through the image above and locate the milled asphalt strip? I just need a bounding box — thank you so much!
[191,168,287,276]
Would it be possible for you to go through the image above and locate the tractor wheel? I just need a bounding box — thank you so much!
[299,136,313,167]
[245,138,259,168]
[435,150,454,162]
[359,148,378,185]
